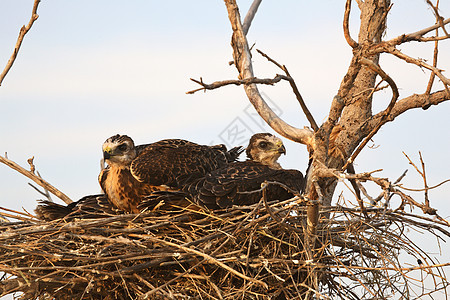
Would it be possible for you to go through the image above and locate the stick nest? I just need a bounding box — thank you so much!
[0,198,449,299]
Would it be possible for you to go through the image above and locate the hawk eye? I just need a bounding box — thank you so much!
[118,144,128,151]
[259,141,268,149]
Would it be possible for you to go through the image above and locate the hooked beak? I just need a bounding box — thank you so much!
[103,151,111,160]
[278,144,286,155]
[103,147,112,160]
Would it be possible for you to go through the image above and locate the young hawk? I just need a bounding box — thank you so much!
[35,135,243,219]
[99,134,243,213]
[141,133,305,210]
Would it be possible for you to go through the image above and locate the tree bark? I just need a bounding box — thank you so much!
[308,0,391,205]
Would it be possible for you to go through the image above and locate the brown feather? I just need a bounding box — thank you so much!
[140,133,305,210]
[99,135,243,213]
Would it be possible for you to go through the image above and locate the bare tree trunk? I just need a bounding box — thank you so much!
[308,0,390,205]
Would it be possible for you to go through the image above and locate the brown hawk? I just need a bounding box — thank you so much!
[140,133,305,210]
[35,134,242,219]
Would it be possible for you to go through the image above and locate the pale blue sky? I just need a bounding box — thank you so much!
[1,1,450,298]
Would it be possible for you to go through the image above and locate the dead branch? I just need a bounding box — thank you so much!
[399,152,450,196]
[416,152,430,206]
[256,49,319,131]
[355,4,450,113]
[384,17,450,45]
[0,155,72,204]
[425,25,440,99]
[344,0,358,48]
[223,0,314,146]
[427,0,449,35]
[0,0,41,86]
[370,90,450,127]
[312,157,449,223]
[397,179,450,192]
[394,189,437,216]
[186,74,289,94]
[387,46,450,88]
[242,0,262,35]
[188,1,316,146]
[28,182,53,202]
[0,206,37,222]
[429,1,445,27]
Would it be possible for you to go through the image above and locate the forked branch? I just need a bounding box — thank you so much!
[315,159,449,224]
[223,0,314,146]
[0,155,72,204]
[187,48,319,134]
[364,3,450,96]
[426,0,449,37]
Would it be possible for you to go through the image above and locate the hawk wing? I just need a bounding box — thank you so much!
[130,140,243,188]
[35,194,119,221]
[134,139,199,154]
[184,161,305,209]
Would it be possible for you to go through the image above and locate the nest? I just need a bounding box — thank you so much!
[1,196,449,299]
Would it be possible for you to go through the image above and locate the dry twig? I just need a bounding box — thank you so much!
[186,75,289,94]
[0,155,72,204]
[0,0,41,86]
[256,49,319,131]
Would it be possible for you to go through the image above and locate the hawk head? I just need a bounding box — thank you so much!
[102,134,137,166]
[246,133,286,169]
